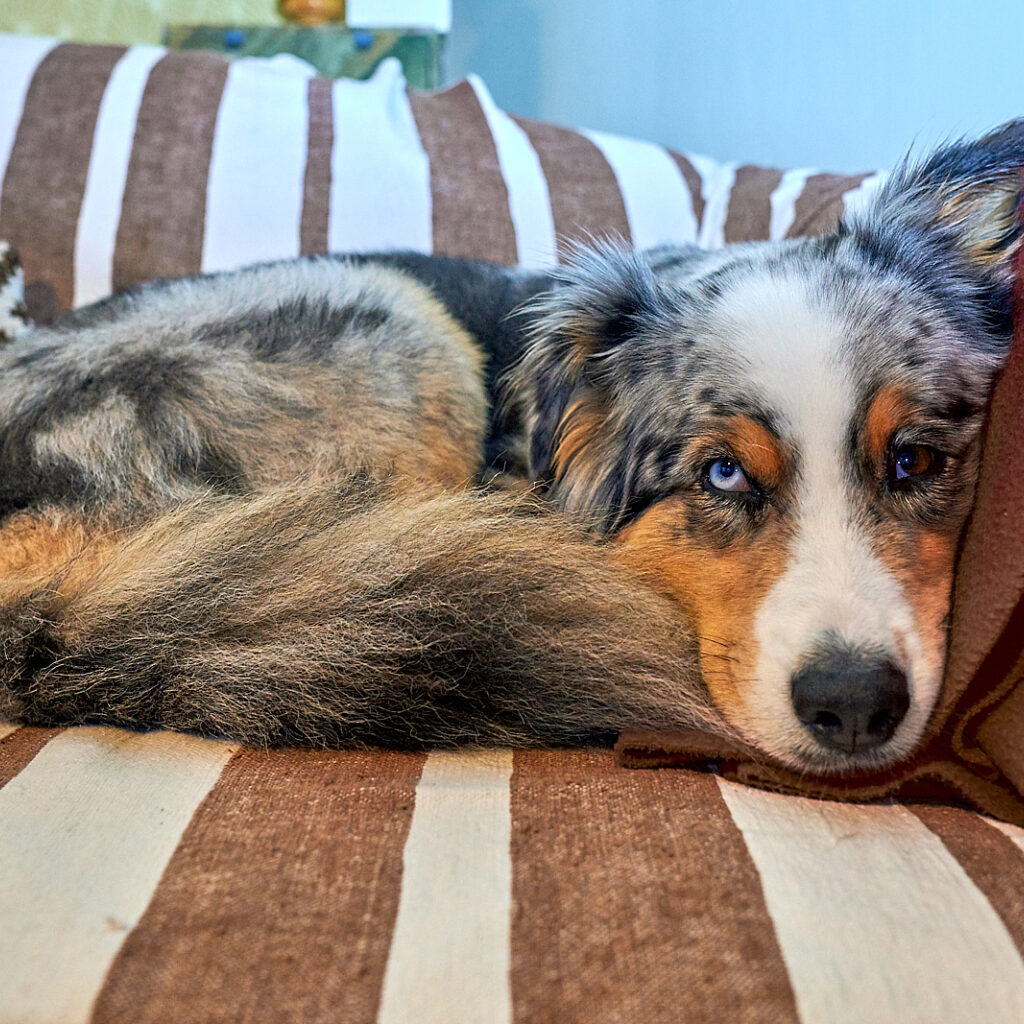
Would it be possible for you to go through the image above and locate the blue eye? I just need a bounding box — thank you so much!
[707,458,751,493]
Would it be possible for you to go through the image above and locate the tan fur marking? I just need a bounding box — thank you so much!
[614,496,793,723]
[0,514,90,578]
[562,325,600,372]
[876,525,959,674]
[864,387,960,669]
[552,397,607,480]
[416,418,484,488]
[0,513,116,598]
[718,416,789,489]
[864,386,915,467]
[199,345,485,494]
[939,183,1022,267]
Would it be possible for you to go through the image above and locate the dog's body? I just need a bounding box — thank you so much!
[1,123,1022,773]
[0,254,719,750]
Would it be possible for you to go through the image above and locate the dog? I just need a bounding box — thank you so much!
[0,121,1021,774]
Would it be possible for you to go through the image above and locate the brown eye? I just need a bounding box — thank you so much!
[891,443,940,483]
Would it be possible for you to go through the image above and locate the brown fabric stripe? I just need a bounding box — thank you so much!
[91,747,425,1024]
[668,149,706,229]
[407,82,518,266]
[787,171,870,238]
[512,114,632,255]
[113,51,229,292]
[0,44,125,322]
[510,751,799,1024]
[723,164,784,244]
[910,804,1024,953]
[300,77,333,257]
[0,727,61,788]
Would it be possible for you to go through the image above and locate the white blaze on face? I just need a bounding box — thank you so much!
[713,271,938,766]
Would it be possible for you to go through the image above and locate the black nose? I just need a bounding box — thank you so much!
[790,647,910,755]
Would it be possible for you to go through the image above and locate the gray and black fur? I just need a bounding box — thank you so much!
[1,120,1023,765]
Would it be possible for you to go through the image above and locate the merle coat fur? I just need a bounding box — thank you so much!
[1,121,1023,758]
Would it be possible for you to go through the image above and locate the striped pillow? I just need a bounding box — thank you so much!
[0,32,881,324]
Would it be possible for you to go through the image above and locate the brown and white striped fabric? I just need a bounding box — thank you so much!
[0,32,881,324]
[4,727,1024,1024]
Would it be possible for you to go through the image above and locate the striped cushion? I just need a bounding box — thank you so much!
[3,727,1024,1022]
[0,33,882,324]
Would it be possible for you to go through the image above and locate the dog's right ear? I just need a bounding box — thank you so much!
[851,119,1024,288]
[505,243,669,522]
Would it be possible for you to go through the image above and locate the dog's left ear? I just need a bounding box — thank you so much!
[506,243,669,527]
[853,119,1024,284]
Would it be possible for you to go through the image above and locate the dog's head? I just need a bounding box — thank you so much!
[510,121,1024,773]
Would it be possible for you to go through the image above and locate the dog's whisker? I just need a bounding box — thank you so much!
[699,634,734,649]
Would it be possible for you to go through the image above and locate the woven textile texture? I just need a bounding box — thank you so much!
[4,730,1024,1023]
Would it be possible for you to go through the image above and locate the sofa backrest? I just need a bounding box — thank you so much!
[0,33,881,323]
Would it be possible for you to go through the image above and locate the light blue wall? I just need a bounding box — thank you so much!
[447,0,1024,173]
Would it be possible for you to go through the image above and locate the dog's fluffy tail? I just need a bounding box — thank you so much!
[0,478,720,747]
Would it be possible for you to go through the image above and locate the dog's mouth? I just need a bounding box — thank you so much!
[736,708,927,776]
[780,725,921,776]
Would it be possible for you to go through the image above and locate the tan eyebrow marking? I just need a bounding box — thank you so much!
[864,386,916,465]
[683,415,791,489]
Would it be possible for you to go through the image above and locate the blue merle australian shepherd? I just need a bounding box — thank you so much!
[0,122,1022,775]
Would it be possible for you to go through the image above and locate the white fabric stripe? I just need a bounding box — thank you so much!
[769,167,818,240]
[0,35,59,207]
[328,58,432,255]
[692,155,737,250]
[73,45,165,308]
[378,748,513,1024]
[986,816,1024,856]
[202,56,314,274]
[0,727,235,1024]
[582,128,699,249]
[468,75,556,269]
[0,238,27,340]
[841,170,888,218]
[719,780,1024,1024]
[0,722,20,743]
